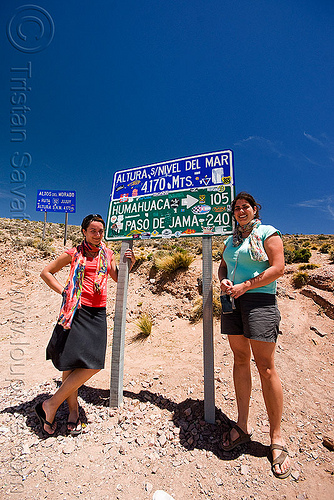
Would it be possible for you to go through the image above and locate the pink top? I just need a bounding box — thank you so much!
[65,247,114,307]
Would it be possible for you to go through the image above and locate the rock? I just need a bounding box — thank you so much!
[300,286,334,319]
[153,491,175,500]
[158,433,167,446]
[323,436,334,451]
[144,481,153,493]
[240,464,250,475]
[172,460,183,467]
[23,442,33,454]
[310,326,327,337]
[291,470,300,481]
[62,442,76,454]
[308,268,334,292]
[136,436,145,446]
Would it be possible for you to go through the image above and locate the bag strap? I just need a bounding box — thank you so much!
[231,248,240,282]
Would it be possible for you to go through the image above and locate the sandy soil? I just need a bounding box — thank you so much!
[1,233,333,500]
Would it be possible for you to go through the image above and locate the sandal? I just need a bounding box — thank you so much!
[270,444,291,479]
[67,417,82,436]
[221,423,252,451]
[35,402,56,435]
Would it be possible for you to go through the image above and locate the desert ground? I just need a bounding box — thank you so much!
[1,219,333,500]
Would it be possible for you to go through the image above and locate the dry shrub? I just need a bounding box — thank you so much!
[189,288,221,323]
[154,251,194,272]
[129,313,153,343]
[292,271,309,289]
[298,263,319,270]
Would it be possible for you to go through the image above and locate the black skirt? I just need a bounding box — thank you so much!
[46,305,107,371]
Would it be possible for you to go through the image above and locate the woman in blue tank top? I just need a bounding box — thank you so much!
[218,192,291,479]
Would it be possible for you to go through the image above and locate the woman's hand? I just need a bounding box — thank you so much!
[124,248,136,269]
[40,252,72,294]
[225,282,249,299]
[220,278,233,294]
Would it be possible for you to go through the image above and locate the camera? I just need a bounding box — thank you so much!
[220,293,235,314]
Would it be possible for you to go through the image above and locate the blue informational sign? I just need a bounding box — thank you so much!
[110,150,233,201]
[36,190,76,213]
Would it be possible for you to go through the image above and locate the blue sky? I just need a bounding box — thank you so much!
[1,0,333,235]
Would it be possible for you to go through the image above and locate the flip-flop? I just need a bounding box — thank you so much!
[221,423,252,451]
[67,417,82,436]
[34,402,56,435]
[270,444,291,479]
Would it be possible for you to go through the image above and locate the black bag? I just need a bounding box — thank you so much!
[221,294,234,314]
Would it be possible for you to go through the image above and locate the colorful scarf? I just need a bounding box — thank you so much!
[232,219,268,261]
[57,240,108,330]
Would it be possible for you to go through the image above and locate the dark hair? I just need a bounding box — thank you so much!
[231,192,261,219]
[81,214,105,234]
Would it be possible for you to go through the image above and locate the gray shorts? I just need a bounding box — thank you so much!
[221,293,281,343]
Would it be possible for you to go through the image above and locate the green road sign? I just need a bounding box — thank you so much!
[106,150,234,240]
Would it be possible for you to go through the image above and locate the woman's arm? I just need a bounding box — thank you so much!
[227,233,285,298]
[40,252,72,294]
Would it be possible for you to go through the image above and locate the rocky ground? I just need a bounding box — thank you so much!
[0,221,333,500]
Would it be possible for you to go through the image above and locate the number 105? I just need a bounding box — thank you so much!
[210,192,229,205]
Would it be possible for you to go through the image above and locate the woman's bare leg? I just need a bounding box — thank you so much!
[62,370,80,430]
[41,368,99,434]
[222,335,252,445]
[250,339,290,475]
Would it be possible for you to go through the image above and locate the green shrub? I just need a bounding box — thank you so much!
[283,248,294,264]
[129,313,153,343]
[189,289,221,323]
[295,248,311,262]
[298,263,319,270]
[292,271,309,288]
[320,243,331,254]
[329,251,334,264]
[284,245,311,264]
[155,251,194,272]
[36,241,54,256]
[212,249,223,262]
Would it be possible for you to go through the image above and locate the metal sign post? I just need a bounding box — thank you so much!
[202,235,215,424]
[64,213,68,246]
[42,211,47,240]
[109,240,133,407]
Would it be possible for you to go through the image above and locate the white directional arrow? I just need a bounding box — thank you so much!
[181,194,198,209]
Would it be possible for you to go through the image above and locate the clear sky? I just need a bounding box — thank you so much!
[1,0,333,235]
